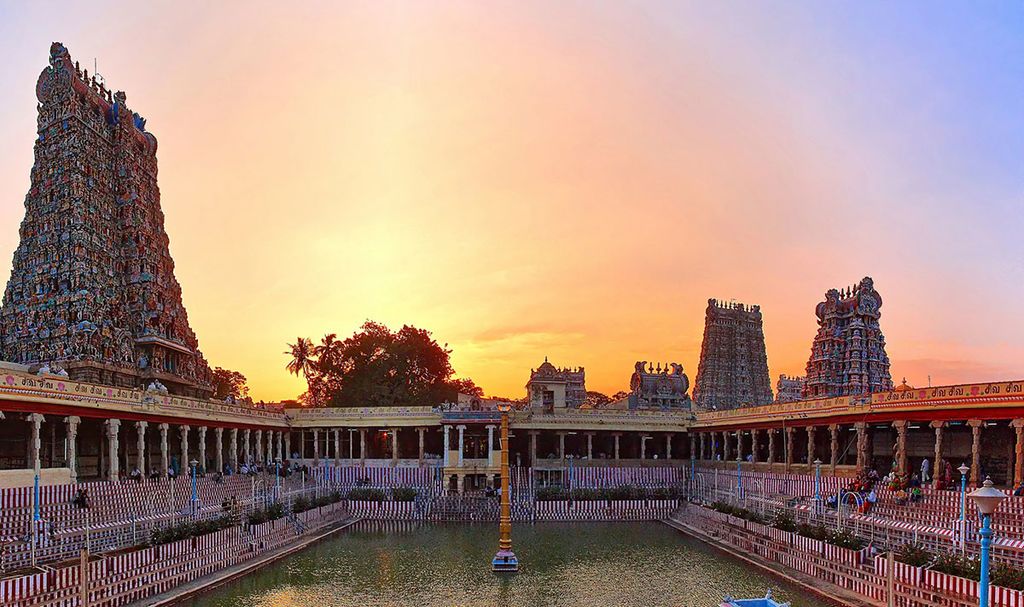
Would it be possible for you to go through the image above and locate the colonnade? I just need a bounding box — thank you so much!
[14,414,286,482]
[692,417,1024,488]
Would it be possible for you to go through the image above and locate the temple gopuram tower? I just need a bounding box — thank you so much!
[0,43,213,398]
[692,299,773,410]
[802,276,893,399]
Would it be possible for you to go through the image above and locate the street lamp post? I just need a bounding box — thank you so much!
[958,463,970,554]
[492,403,518,572]
[969,477,1007,607]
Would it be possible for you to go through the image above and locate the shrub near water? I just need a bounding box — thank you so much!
[149,515,233,546]
[895,543,932,567]
[246,503,284,526]
[391,487,418,502]
[931,552,980,580]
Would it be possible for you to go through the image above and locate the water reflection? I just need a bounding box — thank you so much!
[186,522,819,607]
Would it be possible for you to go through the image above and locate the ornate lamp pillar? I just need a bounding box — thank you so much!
[491,402,518,572]
[64,416,80,482]
[136,421,148,474]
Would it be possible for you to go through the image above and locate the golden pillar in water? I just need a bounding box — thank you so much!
[492,402,519,572]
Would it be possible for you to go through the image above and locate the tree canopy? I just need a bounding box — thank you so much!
[212,367,249,402]
[286,321,481,407]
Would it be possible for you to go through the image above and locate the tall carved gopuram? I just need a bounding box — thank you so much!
[0,43,213,397]
[802,276,893,399]
[692,299,773,410]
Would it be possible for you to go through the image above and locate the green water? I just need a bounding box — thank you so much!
[185,522,821,607]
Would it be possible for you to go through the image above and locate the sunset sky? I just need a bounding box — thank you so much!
[0,2,1022,401]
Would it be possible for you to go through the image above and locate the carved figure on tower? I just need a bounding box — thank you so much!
[0,43,213,397]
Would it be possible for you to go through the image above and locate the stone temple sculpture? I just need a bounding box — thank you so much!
[0,43,213,398]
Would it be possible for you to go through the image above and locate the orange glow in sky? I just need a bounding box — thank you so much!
[0,3,1022,401]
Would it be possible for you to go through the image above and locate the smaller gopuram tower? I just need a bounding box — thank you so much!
[802,276,893,399]
[692,299,773,410]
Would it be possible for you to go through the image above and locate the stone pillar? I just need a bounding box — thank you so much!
[665,433,673,460]
[586,433,594,459]
[196,426,207,472]
[487,425,496,466]
[259,429,267,464]
[529,431,538,464]
[968,419,983,486]
[699,433,707,461]
[829,424,839,473]
[359,428,367,462]
[312,429,321,464]
[750,429,759,464]
[784,427,794,473]
[229,428,238,469]
[854,422,868,470]
[722,431,730,461]
[457,425,466,467]
[214,427,224,474]
[892,420,908,476]
[443,425,451,466]
[806,426,816,466]
[29,413,44,474]
[284,431,291,461]
[1013,419,1024,487]
[242,429,250,464]
[179,425,190,470]
[926,420,944,489]
[105,419,121,480]
[334,429,341,465]
[640,435,647,460]
[456,474,464,495]
[613,433,621,460]
[159,423,169,476]
[64,416,80,481]
[735,430,743,462]
[558,432,566,459]
[767,429,776,465]
[135,421,148,474]
[418,427,426,464]
[391,428,400,464]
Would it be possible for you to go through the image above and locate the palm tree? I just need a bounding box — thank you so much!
[285,337,316,380]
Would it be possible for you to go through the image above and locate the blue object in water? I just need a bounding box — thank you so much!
[720,589,789,607]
